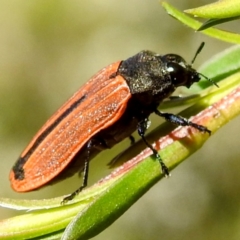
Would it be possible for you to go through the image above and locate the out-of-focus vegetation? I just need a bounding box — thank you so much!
[1,1,240,239]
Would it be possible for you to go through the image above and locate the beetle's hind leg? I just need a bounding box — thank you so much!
[62,139,100,204]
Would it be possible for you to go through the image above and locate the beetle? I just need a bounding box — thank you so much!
[10,43,216,202]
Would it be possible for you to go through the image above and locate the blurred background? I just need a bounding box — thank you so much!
[1,0,240,239]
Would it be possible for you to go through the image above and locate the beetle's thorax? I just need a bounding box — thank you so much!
[118,50,175,106]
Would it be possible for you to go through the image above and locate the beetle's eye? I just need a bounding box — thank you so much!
[167,62,188,87]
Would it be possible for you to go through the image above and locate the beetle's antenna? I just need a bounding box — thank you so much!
[199,72,219,87]
[191,42,205,65]
[192,42,219,87]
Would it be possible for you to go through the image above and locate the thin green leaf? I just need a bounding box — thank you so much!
[33,230,64,240]
[198,16,240,31]
[161,2,240,44]
[0,203,86,239]
[0,179,112,211]
[185,0,240,19]
[0,175,121,239]
[196,45,240,90]
[62,158,163,240]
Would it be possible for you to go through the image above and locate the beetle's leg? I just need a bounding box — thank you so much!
[137,119,170,177]
[62,139,96,203]
[154,109,211,135]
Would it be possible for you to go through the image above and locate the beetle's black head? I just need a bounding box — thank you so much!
[161,54,200,89]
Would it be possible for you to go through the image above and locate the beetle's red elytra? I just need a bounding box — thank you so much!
[10,43,216,202]
[10,62,130,190]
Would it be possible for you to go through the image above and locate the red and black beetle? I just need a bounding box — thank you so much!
[10,43,215,202]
